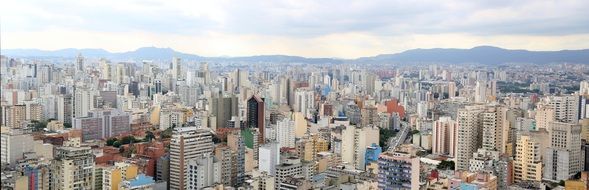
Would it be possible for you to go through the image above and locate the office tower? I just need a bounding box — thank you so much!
[276,118,295,148]
[76,53,84,72]
[432,116,457,157]
[50,146,95,190]
[247,95,265,144]
[548,95,581,124]
[1,104,26,128]
[1,130,34,166]
[514,132,546,182]
[186,153,219,189]
[73,109,130,141]
[227,130,246,186]
[341,125,379,170]
[259,141,280,175]
[294,88,314,118]
[377,151,420,190]
[544,122,582,181]
[210,93,239,129]
[169,127,214,190]
[456,105,485,171]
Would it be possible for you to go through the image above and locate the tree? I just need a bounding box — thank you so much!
[437,160,455,170]
[63,123,72,129]
[106,138,118,146]
[379,128,397,149]
[120,136,138,144]
[161,128,173,139]
[144,131,155,142]
[113,141,122,148]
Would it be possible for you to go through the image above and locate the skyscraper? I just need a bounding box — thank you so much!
[247,95,265,144]
[50,146,95,190]
[432,116,457,157]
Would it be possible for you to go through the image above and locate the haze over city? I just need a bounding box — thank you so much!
[2,0,589,58]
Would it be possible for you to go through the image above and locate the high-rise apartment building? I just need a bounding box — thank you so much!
[259,141,280,175]
[341,124,379,170]
[432,116,457,157]
[377,151,420,190]
[276,118,295,148]
[456,105,485,171]
[50,146,95,190]
[514,131,546,182]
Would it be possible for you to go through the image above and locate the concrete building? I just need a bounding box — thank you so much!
[294,88,315,118]
[514,132,546,182]
[169,127,214,190]
[341,124,379,170]
[1,104,26,128]
[276,118,295,148]
[432,116,457,157]
[548,95,581,124]
[1,130,34,166]
[377,151,420,190]
[210,93,238,129]
[544,122,582,181]
[73,109,131,141]
[259,141,281,175]
[186,153,219,189]
[456,105,485,171]
[50,146,95,190]
[275,157,304,189]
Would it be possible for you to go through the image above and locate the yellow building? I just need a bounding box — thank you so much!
[565,180,588,190]
[514,133,545,182]
[104,163,139,190]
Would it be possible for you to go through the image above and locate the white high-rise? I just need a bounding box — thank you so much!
[341,124,379,170]
[294,88,314,118]
[259,141,281,176]
[186,153,220,189]
[276,118,295,148]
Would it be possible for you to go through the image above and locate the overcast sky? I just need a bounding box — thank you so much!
[2,0,589,58]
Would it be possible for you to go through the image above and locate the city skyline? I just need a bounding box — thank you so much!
[2,0,589,58]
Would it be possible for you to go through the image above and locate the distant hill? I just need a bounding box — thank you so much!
[356,46,589,64]
[2,46,588,64]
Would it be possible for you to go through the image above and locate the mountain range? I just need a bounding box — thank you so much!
[2,46,589,64]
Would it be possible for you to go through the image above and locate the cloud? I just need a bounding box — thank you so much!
[1,0,588,57]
